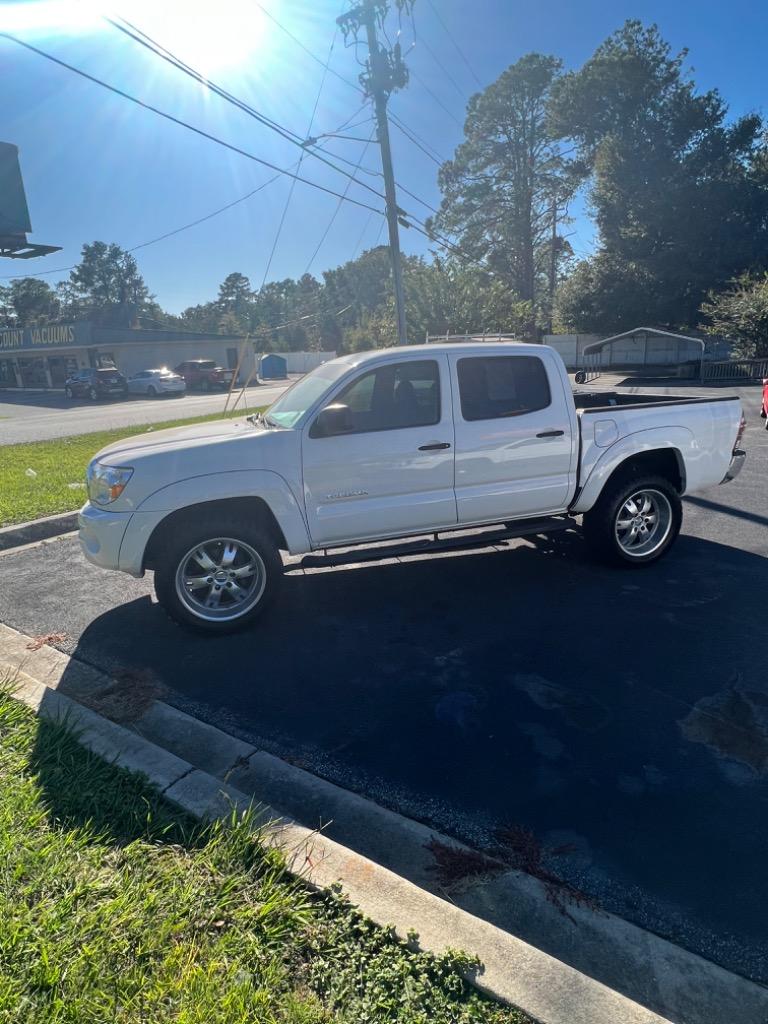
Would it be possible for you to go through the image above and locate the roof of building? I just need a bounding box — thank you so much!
[582,327,705,354]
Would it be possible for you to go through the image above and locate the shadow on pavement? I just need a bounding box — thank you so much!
[53,532,768,985]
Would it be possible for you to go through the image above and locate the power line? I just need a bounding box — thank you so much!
[424,0,482,89]
[408,68,462,127]
[304,133,375,275]
[106,17,388,207]
[0,167,298,280]
[252,1,363,95]
[260,31,337,289]
[389,113,445,166]
[409,7,467,102]
[1,32,384,217]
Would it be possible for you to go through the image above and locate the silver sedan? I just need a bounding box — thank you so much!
[127,368,186,397]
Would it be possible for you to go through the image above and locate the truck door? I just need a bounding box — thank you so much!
[302,355,457,546]
[449,351,574,523]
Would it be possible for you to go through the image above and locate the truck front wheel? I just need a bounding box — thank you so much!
[583,475,682,567]
[153,515,282,633]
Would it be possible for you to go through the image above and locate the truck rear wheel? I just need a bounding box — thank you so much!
[583,475,682,567]
[153,514,282,633]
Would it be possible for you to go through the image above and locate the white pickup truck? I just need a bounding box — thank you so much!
[79,342,746,633]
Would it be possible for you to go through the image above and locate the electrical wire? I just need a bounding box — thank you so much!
[304,132,375,275]
[106,17,388,207]
[389,113,445,166]
[424,0,482,88]
[408,68,462,127]
[252,0,362,95]
[0,32,384,217]
[259,31,337,290]
[409,6,466,101]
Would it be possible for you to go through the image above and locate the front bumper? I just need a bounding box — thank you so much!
[78,503,133,571]
[721,449,746,484]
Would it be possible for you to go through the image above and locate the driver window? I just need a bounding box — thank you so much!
[322,359,440,435]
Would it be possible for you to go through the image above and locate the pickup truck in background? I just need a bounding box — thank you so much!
[79,343,746,633]
[174,359,235,392]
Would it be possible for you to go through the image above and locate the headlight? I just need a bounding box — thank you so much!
[87,463,133,505]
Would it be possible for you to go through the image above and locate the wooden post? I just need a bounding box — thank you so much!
[223,337,248,415]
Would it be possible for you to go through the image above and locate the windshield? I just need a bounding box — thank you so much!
[267,361,350,428]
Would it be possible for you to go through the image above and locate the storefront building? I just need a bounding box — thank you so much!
[0,322,254,389]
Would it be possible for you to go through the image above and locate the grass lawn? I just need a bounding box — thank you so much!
[0,687,530,1024]
[0,407,265,528]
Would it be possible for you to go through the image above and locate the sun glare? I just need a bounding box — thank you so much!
[1,0,271,74]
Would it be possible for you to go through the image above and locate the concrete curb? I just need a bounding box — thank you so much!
[1,623,766,1024]
[0,510,80,551]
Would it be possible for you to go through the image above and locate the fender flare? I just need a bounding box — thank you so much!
[134,470,311,554]
[571,427,691,514]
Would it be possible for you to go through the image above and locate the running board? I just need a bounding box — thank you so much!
[300,517,574,569]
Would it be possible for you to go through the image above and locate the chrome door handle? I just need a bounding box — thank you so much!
[418,442,451,450]
[536,430,565,438]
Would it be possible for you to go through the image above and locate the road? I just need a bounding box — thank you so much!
[0,383,766,984]
[0,381,293,445]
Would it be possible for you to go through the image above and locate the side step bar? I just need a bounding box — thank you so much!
[300,516,574,570]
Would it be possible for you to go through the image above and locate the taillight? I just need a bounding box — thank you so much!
[735,412,746,450]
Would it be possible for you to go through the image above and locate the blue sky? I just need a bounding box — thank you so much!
[2,0,767,313]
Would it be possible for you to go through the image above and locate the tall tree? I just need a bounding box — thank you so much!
[551,21,768,331]
[431,54,582,334]
[0,278,59,327]
[64,241,157,325]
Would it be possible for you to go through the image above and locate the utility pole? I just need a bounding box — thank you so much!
[338,1,411,345]
[547,197,558,336]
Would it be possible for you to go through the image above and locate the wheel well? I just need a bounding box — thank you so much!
[607,448,685,494]
[143,497,288,570]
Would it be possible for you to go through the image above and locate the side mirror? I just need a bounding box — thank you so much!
[311,403,354,438]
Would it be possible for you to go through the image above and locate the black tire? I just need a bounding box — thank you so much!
[153,513,282,634]
[147,385,158,397]
[582,474,682,567]
[64,386,74,399]
[89,386,99,401]
[200,379,210,393]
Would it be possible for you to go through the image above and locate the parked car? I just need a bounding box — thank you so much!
[127,368,186,397]
[174,359,234,392]
[80,342,747,634]
[65,367,127,401]
[761,378,768,428]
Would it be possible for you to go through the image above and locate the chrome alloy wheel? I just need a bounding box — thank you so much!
[614,489,672,558]
[174,537,266,621]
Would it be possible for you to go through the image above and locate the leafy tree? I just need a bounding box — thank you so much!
[0,278,59,327]
[430,54,582,334]
[404,258,533,340]
[551,21,768,331]
[700,273,768,358]
[63,241,161,325]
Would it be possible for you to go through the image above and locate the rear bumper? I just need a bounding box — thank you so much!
[721,449,746,483]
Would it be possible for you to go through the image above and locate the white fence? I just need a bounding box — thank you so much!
[260,350,336,374]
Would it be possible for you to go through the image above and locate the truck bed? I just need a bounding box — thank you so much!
[573,389,740,411]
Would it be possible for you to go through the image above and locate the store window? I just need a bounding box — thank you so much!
[0,359,18,387]
[18,357,48,388]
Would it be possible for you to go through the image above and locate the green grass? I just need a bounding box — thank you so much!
[0,406,265,527]
[0,686,531,1024]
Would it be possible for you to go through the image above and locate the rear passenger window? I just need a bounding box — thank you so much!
[457,356,551,421]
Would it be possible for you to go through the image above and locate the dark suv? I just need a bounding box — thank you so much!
[64,368,128,401]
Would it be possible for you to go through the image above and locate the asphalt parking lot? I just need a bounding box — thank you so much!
[0,380,292,445]
[0,385,766,985]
